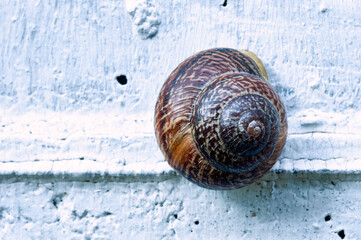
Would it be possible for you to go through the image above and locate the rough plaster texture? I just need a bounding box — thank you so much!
[1,0,361,238]
[1,175,361,239]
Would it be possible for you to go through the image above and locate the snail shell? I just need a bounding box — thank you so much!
[154,48,287,190]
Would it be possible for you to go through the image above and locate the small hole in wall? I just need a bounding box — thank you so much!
[324,214,331,221]
[222,0,227,7]
[338,230,345,239]
[194,220,199,225]
[116,75,127,85]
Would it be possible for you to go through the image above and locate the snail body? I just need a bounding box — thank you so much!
[154,48,287,190]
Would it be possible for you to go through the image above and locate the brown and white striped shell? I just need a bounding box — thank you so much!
[154,48,287,190]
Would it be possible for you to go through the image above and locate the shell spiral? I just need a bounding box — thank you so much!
[154,48,287,190]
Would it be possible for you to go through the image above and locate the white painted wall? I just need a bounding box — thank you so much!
[1,0,361,239]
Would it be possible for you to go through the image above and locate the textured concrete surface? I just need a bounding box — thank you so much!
[0,174,360,239]
[1,0,361,239]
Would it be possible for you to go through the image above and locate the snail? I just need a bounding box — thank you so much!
[154,48,287,190]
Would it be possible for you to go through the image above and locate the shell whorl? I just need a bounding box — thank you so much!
[192,75,280,173]
[154,48,287,190]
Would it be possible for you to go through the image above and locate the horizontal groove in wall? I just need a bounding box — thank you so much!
[1,112,361,179]
[0,170,360,184]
